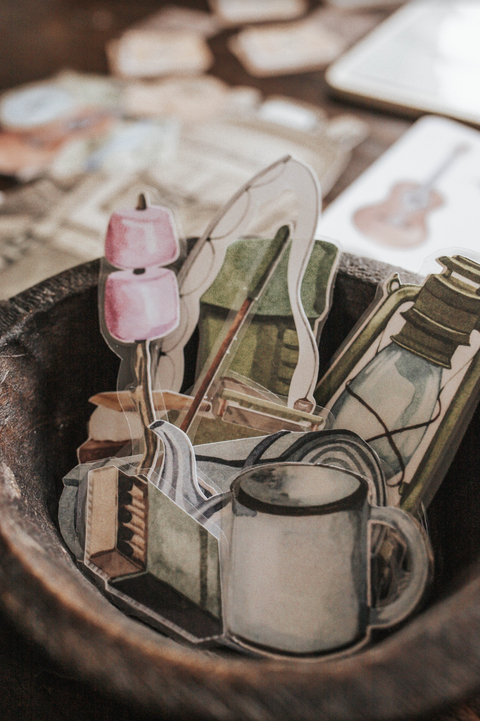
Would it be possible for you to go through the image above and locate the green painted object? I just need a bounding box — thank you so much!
[147,486,221,619]
[197,237,338,398]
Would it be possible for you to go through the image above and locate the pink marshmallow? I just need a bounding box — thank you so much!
[104,267,180,342]
[105,206,180,269]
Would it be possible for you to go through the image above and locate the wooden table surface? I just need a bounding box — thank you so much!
[0,1,475,720]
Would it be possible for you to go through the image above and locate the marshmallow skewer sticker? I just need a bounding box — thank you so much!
[101,193,182,476]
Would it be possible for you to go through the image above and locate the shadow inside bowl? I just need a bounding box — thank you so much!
[1,256,480,721]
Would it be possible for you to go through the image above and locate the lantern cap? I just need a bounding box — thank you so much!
[392,255,480,368]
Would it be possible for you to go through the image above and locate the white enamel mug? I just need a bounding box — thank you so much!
[225,462,431,656]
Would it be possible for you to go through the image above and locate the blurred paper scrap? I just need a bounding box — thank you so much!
[229,17,342,76]
[0,71,121,180]
[0,131,63,180]
[0,70,120,132]
[50,118,178,179]
[326,0,402,9]
[0,91,367,297]
[122,75,261,123]
[133,4,223,38]
[209,0,307,25]
[229,7,378,76]
[107,29,213,78]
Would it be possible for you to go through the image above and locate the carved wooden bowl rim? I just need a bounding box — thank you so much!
[0,259,479,721]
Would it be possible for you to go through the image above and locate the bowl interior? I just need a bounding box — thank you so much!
[1,257,480,719]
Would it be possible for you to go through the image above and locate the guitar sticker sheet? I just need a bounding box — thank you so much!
[317,115,480,273]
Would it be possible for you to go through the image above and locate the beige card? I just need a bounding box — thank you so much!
[229,15,344,76]
[133,5,222,37]
[209,0,307,25]
[107,29,213,78]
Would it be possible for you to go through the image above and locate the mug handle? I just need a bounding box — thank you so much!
[369,506,433,629]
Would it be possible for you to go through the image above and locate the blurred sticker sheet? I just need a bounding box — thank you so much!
[0,73,368,298]
[122,76,260,123]
[0,71,121,180]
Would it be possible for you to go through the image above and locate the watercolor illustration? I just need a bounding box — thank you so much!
[59,157,433,658]
[353,144,469,248]
[315,255,480,513]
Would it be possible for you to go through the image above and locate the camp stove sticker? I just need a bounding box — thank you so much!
[315,254,480,514]
[59,156,432,661]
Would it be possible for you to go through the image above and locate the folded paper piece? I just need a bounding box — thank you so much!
[122,75,259,124]
[229,7,379,78]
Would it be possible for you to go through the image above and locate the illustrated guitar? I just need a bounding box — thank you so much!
[353,143,469,248]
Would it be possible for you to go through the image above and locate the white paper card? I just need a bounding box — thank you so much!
[327,0,480,127]
[123,76,260,123]
[317,115,480,273]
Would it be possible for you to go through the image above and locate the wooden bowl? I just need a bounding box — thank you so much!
[1,257,480,720]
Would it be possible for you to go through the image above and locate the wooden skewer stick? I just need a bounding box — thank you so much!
[133,192,160,476]
[180,225,291,437]
[134,339,159,476]
[136,192,149,210]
